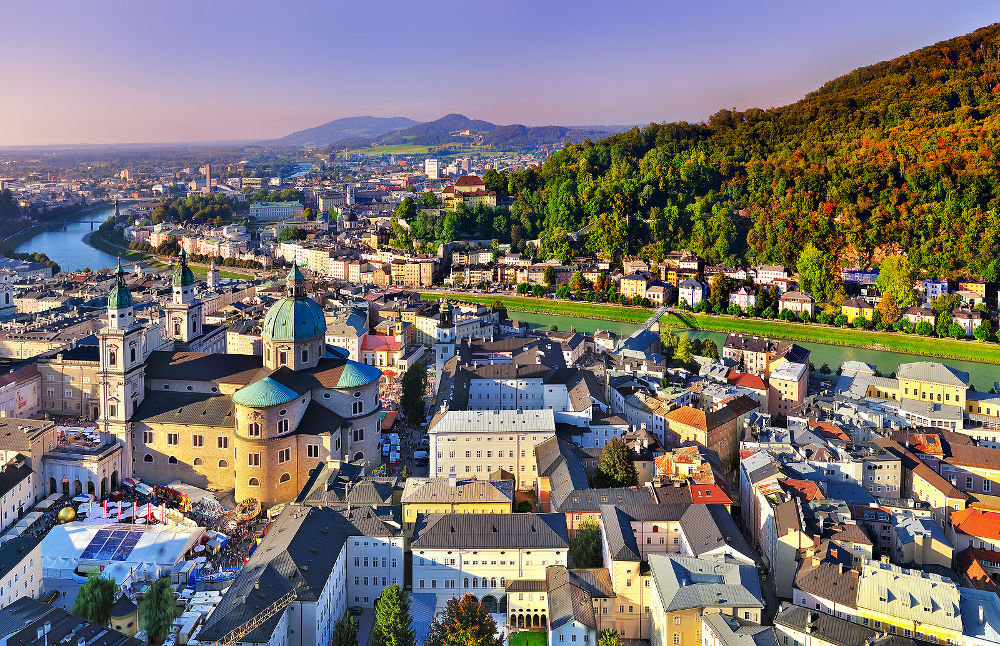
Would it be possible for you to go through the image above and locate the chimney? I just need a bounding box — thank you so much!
[36,628,43,640]
[44,622,51,635]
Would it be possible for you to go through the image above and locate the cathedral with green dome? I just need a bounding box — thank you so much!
[96,258,384,508]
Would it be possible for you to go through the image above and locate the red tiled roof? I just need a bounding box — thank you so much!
[781,478,825,501]
[952,508,1000,540]
[727,372,766,391]
[361,336,402,352]
[381,410,397,431]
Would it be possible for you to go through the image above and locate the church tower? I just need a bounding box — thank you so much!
[260,264,326,371]
[164,250,204,343]
[97,258,146,462]
[434,299,456,393]
[207,260,219,291]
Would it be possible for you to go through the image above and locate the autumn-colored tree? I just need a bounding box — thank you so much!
[876,293,900,324]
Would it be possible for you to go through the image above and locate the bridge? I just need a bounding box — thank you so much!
[638,306,667,334]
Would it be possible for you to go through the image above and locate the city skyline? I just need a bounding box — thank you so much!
[0,1,997,146]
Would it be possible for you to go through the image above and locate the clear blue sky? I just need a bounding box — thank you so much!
[1,1,997,145]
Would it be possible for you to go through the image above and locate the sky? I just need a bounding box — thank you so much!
[0,1,997,146]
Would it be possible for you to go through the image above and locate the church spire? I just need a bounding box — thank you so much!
[286,263,306,299]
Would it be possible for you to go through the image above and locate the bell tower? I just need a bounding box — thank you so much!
[164,250,204,343]
[97,258,146,469]
[434,299,456,393]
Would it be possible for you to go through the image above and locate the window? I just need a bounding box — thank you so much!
[143,454,153,463]
[278,448,291,464]
[219,459,229,468]
[109,351,116,366]
[279,473,290,483]
[277,419,289,434]
[247,423,260,437]
[248,453,260,467]
[248,478,260,487]
[193,457,203,466]
[192,434,204,448]
[167,433,179,446]
[168,456,178,464]
[307,444,319,458]
[301,349,308,363]
[108,404,117,418]
[143,431,154,444]
[218,436,228,450]
[353,401,363,415]
[279,351,287,366]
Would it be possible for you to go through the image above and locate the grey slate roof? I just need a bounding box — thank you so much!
[649,554,764,612]
[600,504,641,562]
[131,391,235,428]
[679,504,755,563]
[792,560,859,608]
[4,605,142,646]
[0,419,52,453]
[410,512,568,550]
[557,486,658,512]
[545,566,613,631]
[896,361,970,387]
[198,504,401,644]
[401,477,513,505]
[774,603,880,646]
[0,598,55,643]
[534,435,590,509]
[145,350,263,384]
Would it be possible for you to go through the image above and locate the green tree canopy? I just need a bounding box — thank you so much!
[277,226,308,242]
[569,519,603,568]
[425,594,501,646]
[400,363,427,425]
[876,255,917,309]
[543,265,557,287]
[73,571,118,626]
[598,628,623,646]
[331,614,359,646]
[595,437,638,488]
[139,578,180,644]
[700,338,720,360]
[372,584,416,646]
[795,244,841,304]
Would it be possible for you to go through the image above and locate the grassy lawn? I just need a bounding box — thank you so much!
[509,632,547,646]
[421,292,1000,365]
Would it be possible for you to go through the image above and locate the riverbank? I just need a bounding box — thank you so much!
[86,229,257,280]
[4,201,111,249]
[421,292,1000,365]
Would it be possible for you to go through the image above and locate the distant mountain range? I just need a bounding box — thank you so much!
[264,113,634,150]
[266,116,420,147]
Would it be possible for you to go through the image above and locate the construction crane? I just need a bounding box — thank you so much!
[212,582,302,646]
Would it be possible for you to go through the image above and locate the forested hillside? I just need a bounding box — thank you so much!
[490,23,1000,278]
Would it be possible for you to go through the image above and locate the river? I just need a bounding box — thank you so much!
[14,204,119,272]
[508,310,1000,391]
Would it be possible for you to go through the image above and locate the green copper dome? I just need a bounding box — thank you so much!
[232,377,299,408]
[172,250,196,287]
[107,259,133,310]
[335,361,382,388]
[261,263,327,342]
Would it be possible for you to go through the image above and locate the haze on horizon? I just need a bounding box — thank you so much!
[1,0,997,147]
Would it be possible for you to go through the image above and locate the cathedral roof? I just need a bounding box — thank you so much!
[261,297,327,342]
[232,376,300,408]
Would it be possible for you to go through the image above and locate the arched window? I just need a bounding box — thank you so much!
[248,478,260,487]
[130,347,136,362]
[277,419,289,434]
[491,577,497,589]
[193,457,204,466]
[464,578,469,588]
[168,456,178,464]
[218,459,229,468]
[652,525,659,533]
[472,578,478,588]
[279,473,291,483]
[143,454,153,463]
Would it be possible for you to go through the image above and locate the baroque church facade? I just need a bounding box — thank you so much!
[93,255,382,506]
